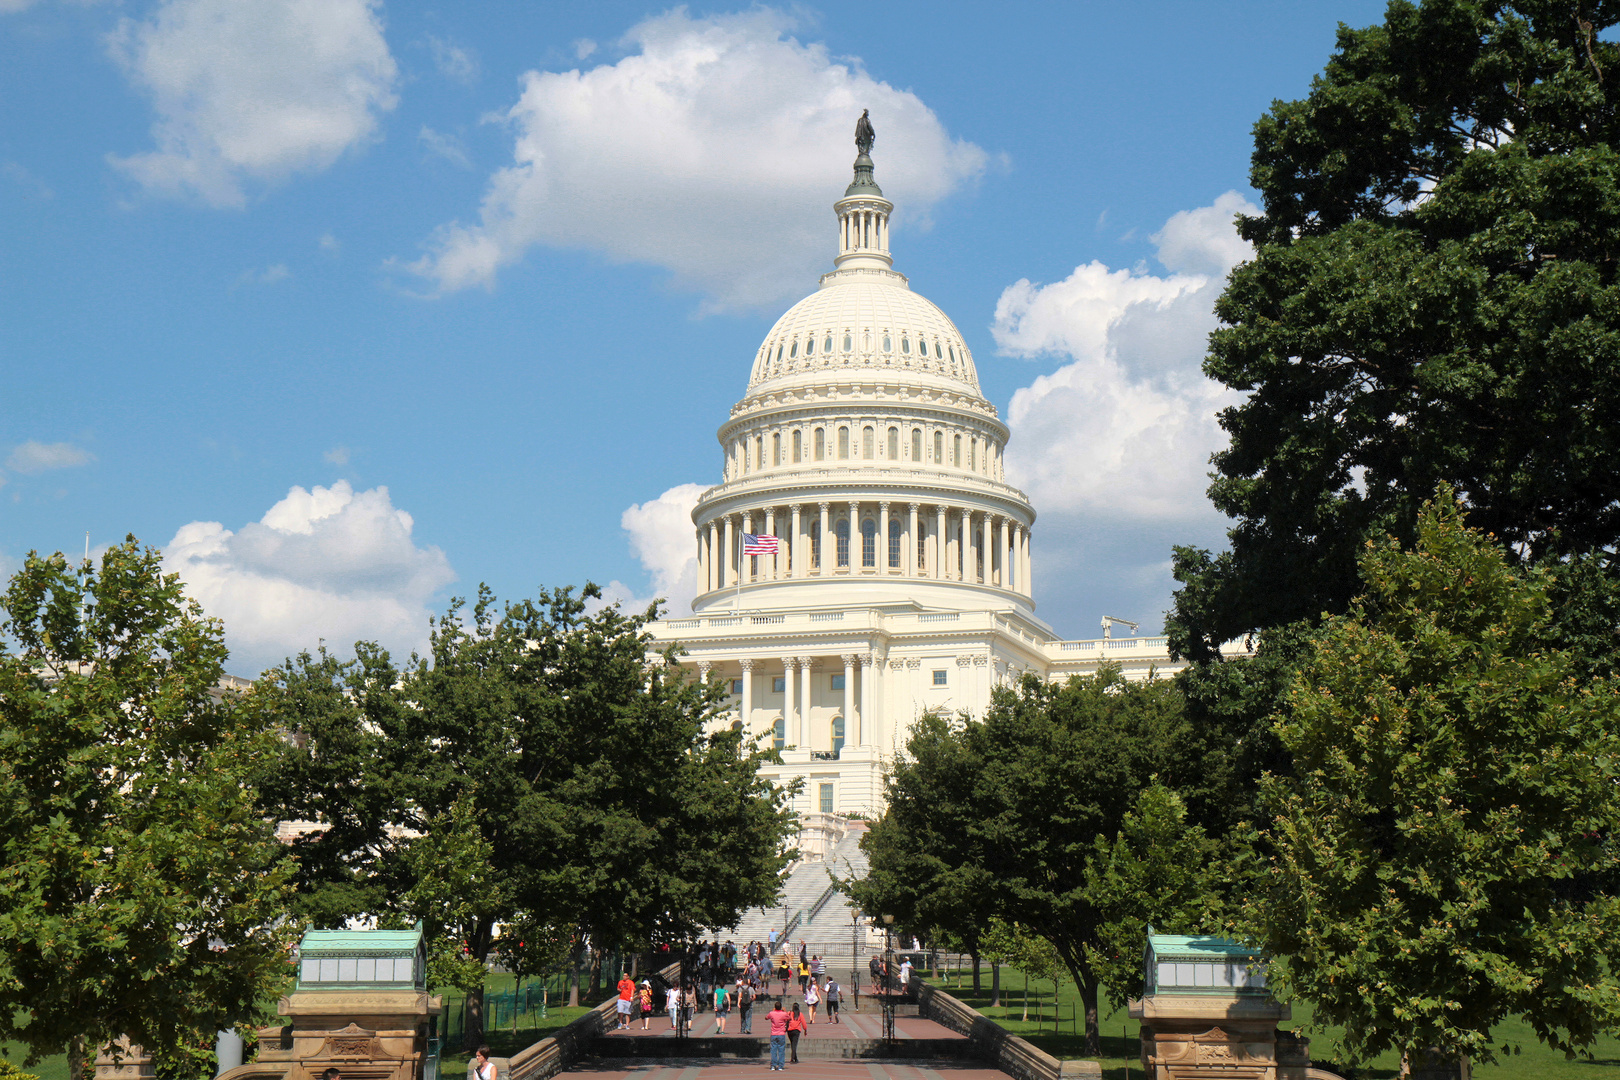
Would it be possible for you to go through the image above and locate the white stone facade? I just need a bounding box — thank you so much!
[647,147,1188,821]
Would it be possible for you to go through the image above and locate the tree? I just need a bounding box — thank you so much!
[1172,0,1620,668]
[1248,491,1620,1067]
[0,540,300,1080]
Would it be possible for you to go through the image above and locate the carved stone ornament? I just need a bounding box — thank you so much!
[325,1024,379,1059]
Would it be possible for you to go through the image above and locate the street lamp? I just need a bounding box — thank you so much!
[880,914,896,1041]
[851,910,861,1012]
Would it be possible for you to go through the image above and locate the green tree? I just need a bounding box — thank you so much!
[1248,491,1620,1067]
[398,791,503,1002]
[0,540,300,1080]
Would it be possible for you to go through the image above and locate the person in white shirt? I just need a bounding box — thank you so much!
[666,984,681,1030]
[899,958,913,987]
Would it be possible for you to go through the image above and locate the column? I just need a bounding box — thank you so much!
[907,503,920,577]
[848,501,860,571]
[981,513,993,586]
[818,503,830,575]
[1023,530,1033,596]
[781,657,796,747]
[859,653,875,746]
[791,504,804,579]
[975,656,990,716]
[1010,523,1022,593]
[841,654,857,746]
[934,505,946,579]
[879,502,891,573]
[696,660,712,685]
[798,656,813,747]
[722,516,734,588]
[742,511,754,583]
[764,508,777,580]
[696,527,707,594]
[706,521,719,592]
[998,518,1010,590]
[959,508,972,581]
[739,658,755,729]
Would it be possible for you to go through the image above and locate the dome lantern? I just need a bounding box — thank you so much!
[833,149,893,272]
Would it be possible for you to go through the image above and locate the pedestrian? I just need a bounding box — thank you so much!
[714,980,730,1034]
[868,953,881,990]
[615,971,635,1030]
[797,957,810,993]
[787,1003,806,1063]
[811,955,824,984]
[681,982,698,1032]
[779,950,792,994]
[640,980,654,1030]
[768,927,778,954]
[471,1047,496,1080]
[666,983,681,1030]
[738,979,755,1034]
[803,978,819,1024]
[824,978,841,1024]
[767,998,790,1071]
[899,957,913,988]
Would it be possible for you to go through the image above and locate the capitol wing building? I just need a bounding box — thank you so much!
[648,145,1186,829]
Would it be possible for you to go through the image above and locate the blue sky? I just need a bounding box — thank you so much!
[1,0,1389,674]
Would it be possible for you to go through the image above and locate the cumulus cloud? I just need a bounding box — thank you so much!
[995,191,1256,631]
[597,483,705,617]
[7,440,95,473]
[165,480,455,674]
[107,0,398,207]
[407,8,986,310]
[418,125,472,169]
[427,34,478,83]
[323,445,351,466]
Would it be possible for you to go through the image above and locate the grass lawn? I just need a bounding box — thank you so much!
[929,963,1620,1080]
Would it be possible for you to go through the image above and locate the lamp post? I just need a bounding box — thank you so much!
[881,914,896,1041]
[851,910,861,1012]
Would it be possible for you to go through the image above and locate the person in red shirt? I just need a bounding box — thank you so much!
[766,1000,790,1070]
[787,1003,807,1063]
[615,972,636,1030]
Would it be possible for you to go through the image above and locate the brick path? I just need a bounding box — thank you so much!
[558,1061,1017,1080]
[605,1011,962,1042]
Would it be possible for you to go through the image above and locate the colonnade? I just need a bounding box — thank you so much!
[695,500,1032,597]
[695,652,874,751]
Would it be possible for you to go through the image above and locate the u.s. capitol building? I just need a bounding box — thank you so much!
[648,140,1187,827]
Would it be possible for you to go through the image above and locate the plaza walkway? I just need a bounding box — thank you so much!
[556,1060,1018,1080]
[602,1009,961,1042]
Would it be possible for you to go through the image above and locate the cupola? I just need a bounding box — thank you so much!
[833,150,893,272]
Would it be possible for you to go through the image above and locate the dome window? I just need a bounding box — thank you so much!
[882,334,892,353]
[935,341,943,359]
[825,335,835,353]
[844,334,853,352]
[776,343,784,363]
[948,345,957,364]
[806,337,815,356]
[900,336,910,355]
[790,340,798,359]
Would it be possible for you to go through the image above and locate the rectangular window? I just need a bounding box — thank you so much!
[831,673,845,691]
[912,428,922,461]
[732,678,744,694]
[838,426,850,459]
[793,429,802,462]
[816,428,826,460]
[772,676,785,693]
[773,432,781,466]
[918,523,927,570]
[888,521,901,568]
[757,436,765,469]
[934,430,943,462]
[819,783,834,813]
[863,426,875,459]
[811,524,821,569]
[954,434,962,466]
[774,716,785,751]
[932,670,947,686]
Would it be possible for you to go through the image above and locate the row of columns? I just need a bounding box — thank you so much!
[696,502,1033,597]
[698,654,874,749]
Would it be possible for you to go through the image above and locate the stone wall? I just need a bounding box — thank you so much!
[911,977,1101,1080]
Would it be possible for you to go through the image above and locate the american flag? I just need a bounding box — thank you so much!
[741,533,782,555]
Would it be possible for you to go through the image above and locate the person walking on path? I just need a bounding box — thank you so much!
[787,1003,806,1062]
[738,979,755,1034]
[811,955,824,985]
[713,981,730,1034]
[665,983,680,1030]
[779,950,793,994]
[797,957,810,994]
[868,953,881,992]
[681,982,697,1033]
[470,1047,495,1080]
[615,972,636,1030]
[803,978,819,1024]
[767,1000,790,1071]
[824,978,841,1024]
[899,957,913,989]
[768,927,778,954]
[639,981,654,1030]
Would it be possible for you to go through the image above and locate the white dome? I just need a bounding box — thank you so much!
[746,268,983,397]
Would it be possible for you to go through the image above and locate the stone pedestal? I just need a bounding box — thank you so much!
[248,989,442,1080]
[94,1038,154,1080]
[1128,994,1304,1080]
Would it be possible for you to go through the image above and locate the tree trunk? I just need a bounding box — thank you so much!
[463,987,485,1052]
[589,950,603,995]
[1079,975,1101,1056]
[990,962,1001,1008]
[971,951,981,993]
[69,1035,88,1080]
[568,952,581,1008]
[1022,969,1029,1021]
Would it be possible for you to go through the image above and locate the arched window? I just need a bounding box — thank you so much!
[792,429,802,462]
[901,336,910,354]
[935,340,943,358]
[948,345,957,365]
[814,427,825,461]
[934,430,943,463]
[843,333,853,352]
[776,343,784,363]
[971,438,978,471]
[861,518,877,567]
[805,336,814,356]
[838,426,850,459]
[773,715,785,751]
[912,428,922,461]
[811,521,822,568]
[832,715,845,756]
[954,433,962,466]
[882,334,892,353]
[772,433,780,467]
[757,436,765,469]
[917,520,927,570]
[835,520,850,567]
[888,518,901,568]
[824,334,833,353]
[742,439,750,474]
[956,525,965,576]
[887,427,899,459]
[863,426,875,459]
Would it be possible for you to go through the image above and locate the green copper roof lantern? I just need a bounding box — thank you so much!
[294,928,427,991]
[1142,929,1268,996]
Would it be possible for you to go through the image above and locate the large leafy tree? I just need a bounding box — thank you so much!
[1249,492,1620,1066]
[1172,0,1620,665]
[0,540,299,1080]
[260,584,796,1047]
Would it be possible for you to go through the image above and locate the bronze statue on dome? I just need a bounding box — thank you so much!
[855,109,875,155]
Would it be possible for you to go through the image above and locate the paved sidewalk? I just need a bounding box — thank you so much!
[558,1060,1016,1080]
[606,1012,961,1042]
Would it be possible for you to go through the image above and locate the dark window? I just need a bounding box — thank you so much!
[861,519,877,567]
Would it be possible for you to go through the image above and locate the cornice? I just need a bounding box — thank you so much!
[724,382,1002,428]
[691,467,1035,520]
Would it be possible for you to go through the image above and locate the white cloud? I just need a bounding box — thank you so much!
[165,480,455,674]
[107,0,398,208]
[418,125,472,169]
[7,440,96,473]
[427,34,478,83]
[237,263,291,286]
[323,445,351,466]
[597,483,705,617]
[995,192,1257,632]
[572,38,597,60]
[406,8,987,310]
[319,232,341,255]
